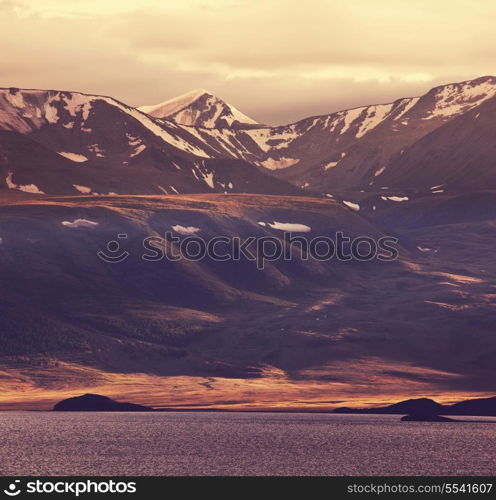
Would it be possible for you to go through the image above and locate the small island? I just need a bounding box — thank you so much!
[53,394,154,412]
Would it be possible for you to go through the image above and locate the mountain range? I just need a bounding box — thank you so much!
[2,76,496,201]
[1,77,496,410]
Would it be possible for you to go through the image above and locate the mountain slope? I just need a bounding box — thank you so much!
[260,76,496,191]
[139,89,258,128]
[1,193,496,407]
[373,94,496,190]
[1,130,288,196]
[0,88,296,196]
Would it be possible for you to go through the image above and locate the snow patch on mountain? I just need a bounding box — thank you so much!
[126,133,141,147]
[62,218,98,229]
[63,93,93,121]
[324,160,338,170]
[394,97,420,120]
[88,144,105,157]
[342,200,360,211]
[426,77,496,119]
[262,157,299,170]
[171,225,200,235]
[6,172,44,194]
[324,152,346,170]
[5,90,25,108]
[43,100,59,124]
[381,195,409,202]
[58,152,88,162]
[259,221,311,232]
[202,171,215,189]
[356,103,394,138]
[245,126,300,152]
[73,184,92,194]
[130,144,146,157]
[340,107,365,134]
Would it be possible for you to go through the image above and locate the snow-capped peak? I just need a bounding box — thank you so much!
[139,89,212,117]
[138,89,257,129]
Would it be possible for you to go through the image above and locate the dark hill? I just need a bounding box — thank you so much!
[375,398,443,414]
[53,394,153,411]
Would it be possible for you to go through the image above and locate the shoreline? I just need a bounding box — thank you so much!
[3,408,496,419]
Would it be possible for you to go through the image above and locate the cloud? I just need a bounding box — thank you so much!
[1,0,496,124]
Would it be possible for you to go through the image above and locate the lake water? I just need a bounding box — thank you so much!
[0,412,494,476]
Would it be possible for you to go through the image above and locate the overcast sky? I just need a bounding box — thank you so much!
[1,0,496,124]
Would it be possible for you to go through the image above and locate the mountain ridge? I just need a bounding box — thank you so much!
[2,75,496,204]
[139,75,496,129]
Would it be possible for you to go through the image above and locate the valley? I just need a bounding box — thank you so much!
[1,76,496,409]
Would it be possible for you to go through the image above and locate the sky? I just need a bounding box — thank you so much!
[1,0,496,125]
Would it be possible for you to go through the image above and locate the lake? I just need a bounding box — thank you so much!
[0,412,494,475]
